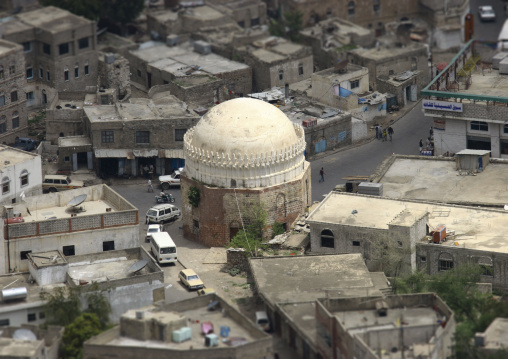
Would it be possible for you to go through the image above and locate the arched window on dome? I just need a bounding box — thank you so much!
[321,229,334,248]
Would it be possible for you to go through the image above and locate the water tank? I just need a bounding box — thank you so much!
[2,287,27,301]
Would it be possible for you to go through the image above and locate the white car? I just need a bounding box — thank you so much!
[145,224,163,243]
[479,6,496,22]
[159,167,183,190]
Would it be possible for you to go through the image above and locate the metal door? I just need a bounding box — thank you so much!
[87,152,93,170]
[410,84,418,101]
[72,153,78,172]
[315,139,327,154]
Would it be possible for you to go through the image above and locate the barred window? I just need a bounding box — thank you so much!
[175,129,187,141]
[320,229,334,248]
[136,131,150,144]
[471,121,488,131]
[102,130,114,143]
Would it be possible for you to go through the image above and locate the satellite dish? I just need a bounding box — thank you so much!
[13,328,37,341]
[128,260,148,274]
[67,194,87,207]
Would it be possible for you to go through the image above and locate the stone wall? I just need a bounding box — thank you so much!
[181,164,312,247]
[304,113,352,158]
[98,53,131,101]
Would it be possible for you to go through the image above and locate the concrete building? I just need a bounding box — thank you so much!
[1,6,98,109]
[127,41,252,104]
[207,0,267,28]
[315,293,455,359]
[234,36,313,92]
[348,43,429,107]
[474,318,508,355]
[299,18,375,71]
[0,324,63,359]
[181,97,312,246]
[77,89,200,177]
[307,191,508,290]
[0,246,163,327]
[249,253,392,359]
[0,39,28,144]
[0,145,42,205]
[1,184,139,274]
[421,40,508,158]
[83,294,273,359]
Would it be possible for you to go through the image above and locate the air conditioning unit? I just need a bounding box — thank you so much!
[205,333,218,347]
[302,118,317,128]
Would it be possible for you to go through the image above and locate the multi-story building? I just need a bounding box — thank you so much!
[0,145,42,205]
[1,6,98,109]
[0,39,28,144]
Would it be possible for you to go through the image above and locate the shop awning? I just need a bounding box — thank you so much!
[94,149,130,158]
[163,149,184,159]
[133,149,159,157]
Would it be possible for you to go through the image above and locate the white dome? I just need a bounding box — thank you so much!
[184,98,306,188]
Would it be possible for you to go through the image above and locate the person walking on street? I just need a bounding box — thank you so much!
[148,179,154,193]
[419,138,423,153]
[319,167,325,182]
[378,126,383,139]
[382,128,387,142]
[387,126,394,141]
[375,125,380,139]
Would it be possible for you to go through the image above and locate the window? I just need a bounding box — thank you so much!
[102,130,114,143]
[39,67,43,78]
[373,0,380,12]
[352,241,361,246]
[46,69,50,81]
[20,250,31,260]
[350,80,360,89]
[298,64,304,75]
[175,129,187,141]
[504,124,508,134]
[278,70,284,81]
[62,245,75,256]
[480,264,494,277]
[11,90,17,102]
[0,66,3,79]
[64,156,70,162]
[389,69,394,75]
[251,17,260,26]
[84,62,89,75]
[2,177,10,194]
[103,241,115,251]
[136,131,150,144]
[438,259,454,271]
[22,41,32,52]
[64,67,69,81]
[74,65,79,78]
[193,220,199,229]
[26,92,34,100]
[9,64,15,74]
[12,112,19,129]
[59,42,69,55]
[238,20,245,28]
[0,319,10,327]
[27,313,36,322]
[43,43,51,55]
[26,66,33,79]
[471,121,488,131]
[39,312,45,319]
[0,116,5,134]
[42,90,47,105]
[0,96,4,106]
[20,170,28,187]
[320,229,334,248]
[420,256,427,262]
[348,1,355,15]
[78,37,89,49]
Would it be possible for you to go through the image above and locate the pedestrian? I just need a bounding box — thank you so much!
[378,126,383,139]
[148,179,153,192]
[319,167,325,182]
[429,126,434,138]
[375,125,380,139]
[419,138,423,153]
[387,126,394,141]
[382,128,387,142]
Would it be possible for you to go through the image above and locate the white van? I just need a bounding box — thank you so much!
[499,19,508,51]
[150,232,177,264]
[146,204,181,224]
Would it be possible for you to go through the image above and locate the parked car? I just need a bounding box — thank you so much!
[479,5,496,21]
[255,311,271,332]
[145,224,163,243]
[13,137,37,152]
[42,175,84,193]
[159,168,183,190]
[178,268,204,290]
[145,203,181,224]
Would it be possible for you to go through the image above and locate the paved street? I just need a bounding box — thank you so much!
[310,101,433,201]
[472,0,506,42]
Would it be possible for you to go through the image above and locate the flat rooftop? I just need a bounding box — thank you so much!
[479,317,508,350]
[68,257,152,285]
[0,337,43,357]
[249,254,390,305]
[0,145,38,170]
[59,136,91,147]
[377,157,508,206]
[308,192,508,253]
[0,39,22,55]
[457,67,508,98]
[351,43,426,61]
[15,6,91,33]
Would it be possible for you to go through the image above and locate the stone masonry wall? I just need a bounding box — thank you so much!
[304,113,352,158]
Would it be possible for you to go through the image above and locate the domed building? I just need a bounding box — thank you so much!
[181,98,312,247]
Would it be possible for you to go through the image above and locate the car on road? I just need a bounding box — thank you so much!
[43,175,85,193]
[479,6,496,22]
[159,168,183,190]
[145,224,163,243]
[178,268,204,290]
[13,137,37,152]
[145,203,181,224]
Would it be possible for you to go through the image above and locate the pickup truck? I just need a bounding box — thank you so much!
[159,168,183,190]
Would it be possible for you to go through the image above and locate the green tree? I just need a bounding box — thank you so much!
[104,0,144,26]
[41,286,81,327]
[83,284,112,328]
[61,313,103,359]
[268,11,304,42]
[227,202,269,256]
[40,0,103,20]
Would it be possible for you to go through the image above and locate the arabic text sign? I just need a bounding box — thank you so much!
[422,99,463,113]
